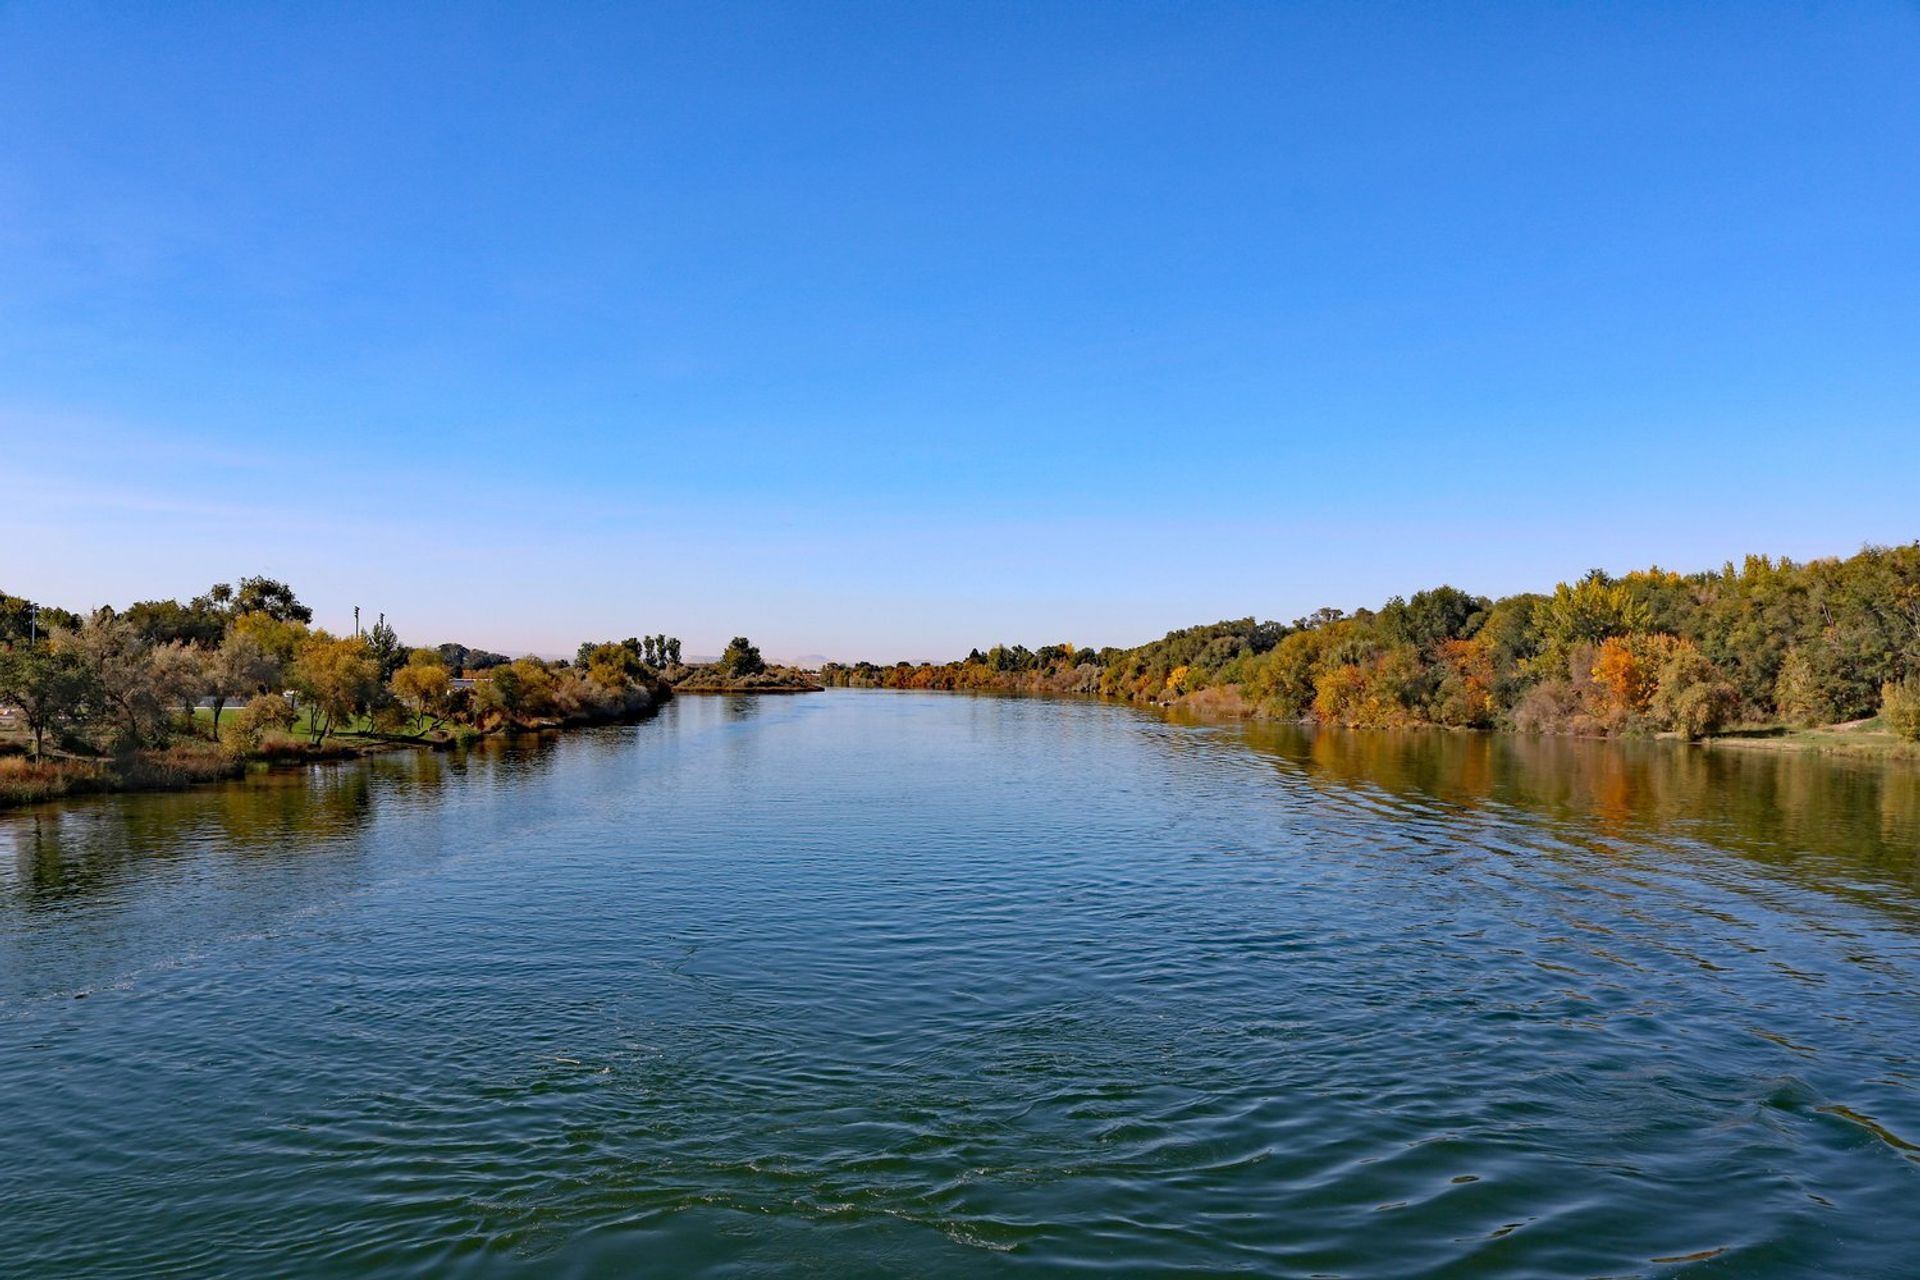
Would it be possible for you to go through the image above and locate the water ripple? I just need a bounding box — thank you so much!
[3,692,1918,1277]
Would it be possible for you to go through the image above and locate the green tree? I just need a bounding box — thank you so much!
[232,576,313,623]
[1649,644,1737,740]
[721,636,765,676]
[477,663,524,720]
[0,591,33,645]
[364,615,405,680]
[0,647,95,757]
[1377,586,1488,655]
[0,591,78,646]
[124,597,226,647]
[1533,571,1652,678]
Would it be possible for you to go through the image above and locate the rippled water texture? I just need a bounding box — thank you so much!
[4,691,1919,1277]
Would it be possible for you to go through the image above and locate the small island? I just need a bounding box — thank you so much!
[666,637,824,694]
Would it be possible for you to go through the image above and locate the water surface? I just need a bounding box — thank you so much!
[4,691,1918,1277]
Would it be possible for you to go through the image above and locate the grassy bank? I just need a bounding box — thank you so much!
[1701,718,1920,763]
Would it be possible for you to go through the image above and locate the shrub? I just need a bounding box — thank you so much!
[0,756,91,807]
[246,693,297,732]
[219,720,259,757]
[222,694,298,756]
[1883,679,1920,742]
[1511,678,1580,734]
[1650,644,1738,740]
[119,744,243,790]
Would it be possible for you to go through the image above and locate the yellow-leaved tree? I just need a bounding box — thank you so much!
[390,649,452,731]
[289,632,381,743]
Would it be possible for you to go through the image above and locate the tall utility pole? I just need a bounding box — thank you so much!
[28,604,37,648]
[354,605,361,638]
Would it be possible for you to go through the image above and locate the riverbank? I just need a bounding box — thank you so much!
[1700,718,1920,763]
[1157,688,1920,764]
[1165,690,1920,764]
[667,664,824,693]
[826,661,1920,764]
[0,690,671,812]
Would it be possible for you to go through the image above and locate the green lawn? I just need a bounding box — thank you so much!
[190,704,383,739]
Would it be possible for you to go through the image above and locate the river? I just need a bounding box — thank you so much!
[3,690,1917,1276]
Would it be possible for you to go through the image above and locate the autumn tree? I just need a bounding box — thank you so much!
[229,611,309,673]
[475,658,558,724]
[222,692,298,755]
[1772,648,1835,728]
[1430,635,1496,727]
[1883,679,1920,742]
[289,632,382,743]
[390,649,453,730]
[584,642,649,689]
[1588,636,1656,731]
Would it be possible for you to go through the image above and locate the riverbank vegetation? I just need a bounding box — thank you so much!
[669,636,824,693]
[0,577,677,809]
[822,543,1920,748]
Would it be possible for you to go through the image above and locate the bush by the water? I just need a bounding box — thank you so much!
[0,745,239,807]
[1885,679,1920,742]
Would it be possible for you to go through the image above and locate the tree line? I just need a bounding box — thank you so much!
[821,544,1920,742]
[0,576,683,759]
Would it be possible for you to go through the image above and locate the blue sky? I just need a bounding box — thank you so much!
[3,2,1916,661]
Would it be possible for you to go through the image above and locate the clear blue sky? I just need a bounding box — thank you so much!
[3,2,1916,661]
